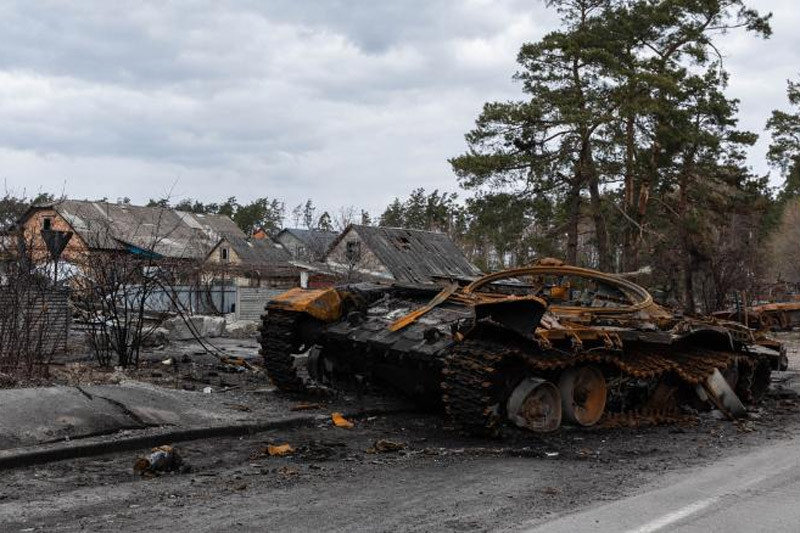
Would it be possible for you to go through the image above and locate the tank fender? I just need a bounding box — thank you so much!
[267,288,343,322]
[474,296,548,338]
[673,324,735,351]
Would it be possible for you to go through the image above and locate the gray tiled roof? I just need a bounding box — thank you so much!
[278,228,339,259]
[223,235,292,266]
[332,225,483,284]
[43,200,245,260]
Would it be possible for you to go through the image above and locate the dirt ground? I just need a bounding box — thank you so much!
[1,333,799,532]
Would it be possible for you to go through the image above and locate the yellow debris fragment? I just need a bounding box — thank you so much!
[331,412,354,429]
[267,443,295,456]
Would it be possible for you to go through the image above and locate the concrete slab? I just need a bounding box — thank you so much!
[0,387,135,450]
[81,382,229,427]
[0,383,240,451]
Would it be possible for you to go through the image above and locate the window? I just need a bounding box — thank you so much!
[345,240,361,262]
[42,217,53,231]
[394,236,411,250]
[221,247,229,262]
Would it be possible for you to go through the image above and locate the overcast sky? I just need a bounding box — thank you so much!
[1,1,797,220]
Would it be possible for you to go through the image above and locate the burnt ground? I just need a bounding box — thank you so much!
[1,333,800,532]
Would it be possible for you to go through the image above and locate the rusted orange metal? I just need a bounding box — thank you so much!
[268,287,343,322]
[559,366,607,426]
[714,301,800,331]
[463,262,672,322]
[261,259,785,434]
[388,283,458,332]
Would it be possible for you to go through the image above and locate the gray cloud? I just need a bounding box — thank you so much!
[0,1,794,216]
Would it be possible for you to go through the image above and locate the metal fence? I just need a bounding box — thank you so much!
[143,284,238,315]
[236,288,285,321]
[0,287,70,358]
[138,285,283,319]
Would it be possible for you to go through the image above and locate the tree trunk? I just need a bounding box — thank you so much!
[678,147,697,314]
[586,155,612,271]
[565,180,581,265]
[682,254,695,314]
[628,136,659,269]
[623,114,636,270]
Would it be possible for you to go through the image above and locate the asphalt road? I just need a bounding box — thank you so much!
[523,431,800,533]
[1,333,797,532]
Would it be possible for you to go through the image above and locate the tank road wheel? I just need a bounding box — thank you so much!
[559,366,607,427]
[506,378,561,432]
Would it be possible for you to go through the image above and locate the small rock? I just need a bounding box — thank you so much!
[366,440,407,454]
[225,320,260,339]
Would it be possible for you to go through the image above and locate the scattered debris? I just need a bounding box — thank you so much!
[220,355,257,372]
[268,444,295,457]
[291,402,324,411]
[366,440,407,454]
[277,466,300,479]
[133,445,185,477]
[331,412,354,429]
[698,368,747,419]
[735,420,757,433]
[297,440,349,461]
[250,443,295,459]
[577,448,596,460]
[225,319,260,339]
[713,301,800,333]
[163,315,226,342]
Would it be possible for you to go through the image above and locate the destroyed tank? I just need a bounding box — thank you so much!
[259,261,783,436]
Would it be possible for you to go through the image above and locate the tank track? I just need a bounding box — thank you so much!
[259,310,305,393]
[441,339,509,438]
[441,338,773,436]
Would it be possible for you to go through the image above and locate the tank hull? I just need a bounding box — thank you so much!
[259,263,784,436]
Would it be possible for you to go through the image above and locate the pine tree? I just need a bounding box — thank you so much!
[767,79,800,200]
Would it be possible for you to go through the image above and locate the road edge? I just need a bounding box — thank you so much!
[0,406,404,470]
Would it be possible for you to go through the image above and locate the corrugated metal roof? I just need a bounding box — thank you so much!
[331,225,483,284]
[48,200,245,260]
[222,235,292,266]
[278,228,339,260]
[208,235,298,277]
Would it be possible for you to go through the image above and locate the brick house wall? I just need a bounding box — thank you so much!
[19,208,89,263]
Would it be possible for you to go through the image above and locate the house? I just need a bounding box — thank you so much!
[205,234,298,289]
[252,227,270,241]
[17,199,244,264]
[14,200,305,317]
[324,225,483,285]
[274,228,338,262]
